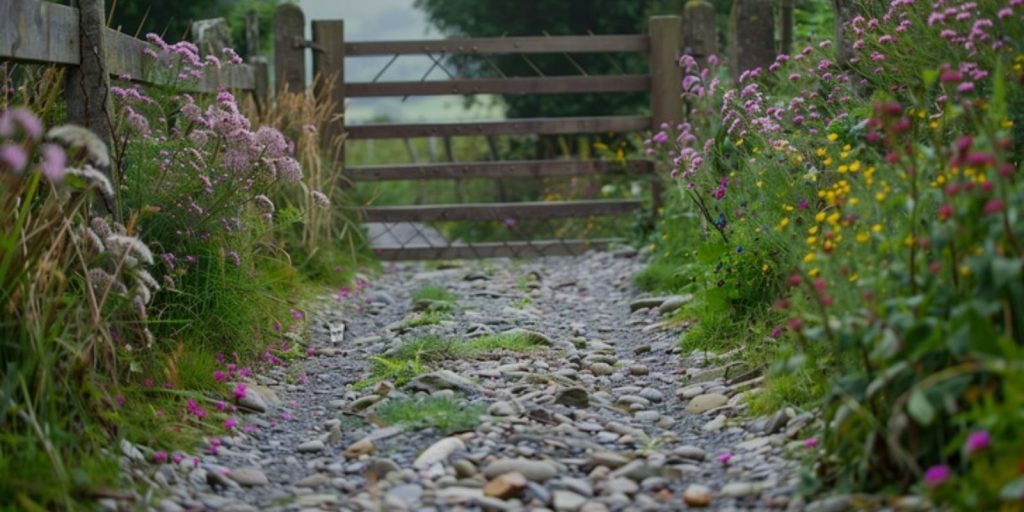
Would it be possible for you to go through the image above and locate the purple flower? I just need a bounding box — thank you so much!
[803,437,819,448]
[233,382,247,399]
[718,452,733,464]
[965,430,990,453]
[924,464,950,487]
[224,417,238,430]
[153,451,168,463]
[0,144,28,173]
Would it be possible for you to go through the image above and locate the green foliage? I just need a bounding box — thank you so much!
[632,261,693,293]
[354,356,429,390]
[375,395,484,434]
[645,0,1024,505]
[411,284,458,310]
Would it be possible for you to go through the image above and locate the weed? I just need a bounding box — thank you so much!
[375,395,484,433]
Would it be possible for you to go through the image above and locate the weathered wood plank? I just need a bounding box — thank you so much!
[373,239,619,260]
[349,159,654,181]
[363,200,643,222]
[346,75,650,97]
[346,115,651,139]
[0,0,255,91]
[345,35,648,56]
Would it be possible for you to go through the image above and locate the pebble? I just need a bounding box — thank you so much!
[344,438,374,458]
[683,484,712,507]
[226,467,268,487]
[483,471,528,498]
[686,393,729,413]
[296,439,324,453]
[482,459,558,482]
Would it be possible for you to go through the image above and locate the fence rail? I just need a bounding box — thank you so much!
[344,34,650,56]
[345,115,652,139]
[348,159,654,181]
[0,0,257,93]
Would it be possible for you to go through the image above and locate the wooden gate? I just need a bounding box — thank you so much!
[278,7,685,260]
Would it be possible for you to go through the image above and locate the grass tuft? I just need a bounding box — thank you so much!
[375,395,483,433]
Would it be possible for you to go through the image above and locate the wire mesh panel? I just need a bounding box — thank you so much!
[330,28,682,260]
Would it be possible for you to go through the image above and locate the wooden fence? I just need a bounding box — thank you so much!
[0,0,265,147]
[0,0,796,261]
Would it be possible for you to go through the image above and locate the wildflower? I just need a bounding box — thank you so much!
[924,464,951,487]
[46,125,110,167]
[224,417,238,430]
[983,199,1004,215]
[65,165,115,197]
[153,451,168,463]
[0,144,28,173]
[958,82,975,93]
[115,395,125,406]
[172,453,184,464]
[311,190,331,208]
[718,452,732,464]
[233,382,248,399]
[215,400,227,411]
[803,437,819,448]
[965,430,990,453]
[213,370,227,382]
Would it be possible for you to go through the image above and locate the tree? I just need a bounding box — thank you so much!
[104,0,276,52]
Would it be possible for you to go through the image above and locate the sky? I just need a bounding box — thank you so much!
[298,0,504,124]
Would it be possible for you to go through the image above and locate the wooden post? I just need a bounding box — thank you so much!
[66,0,112,151]
[274,3,305,94]
[648,15,682,216]
[833,0,859,66]
[312,20,345,152]
[781,0,794,56]
[245,9,260,59]
[681,0,717,60]
[250,57,270,116]
[728,0,775,80]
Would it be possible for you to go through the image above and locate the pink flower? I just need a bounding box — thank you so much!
[965,430,990,453]
[213,370,227,382]
[924,464,951,487]
[39,144,66,183]
[718,452,733,464]
[803,437,819,448]
[233,382,247,399]
[215,400,227,411]
[958,82,975,93]
[983,199,1004,215]
[172,453,184,464]
[0,144,28,173]
[115,395,126,406]
[153,451,168,463]
[224,417,238,430]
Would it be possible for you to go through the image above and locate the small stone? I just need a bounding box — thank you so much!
[344,438,374,458]
[658,295,692,314]
[685,393,729,413]
[673,445,707,461]
[638,388,665,402]
[590,363,615,376]
[484,471,528,498]
[488,400,517,416]
[297,439,325,453]
[605,477,639,494]
[554,387,590,408]
[386,483,424,504]
[676,385,705,399]
[553,490,587,511]
[719,481,761,497]
[683,484,712,507]
[367,458,401,478]
[413,437,465,468]
[634,410,660,422]
[588,452,629,469]
[295,473,330,488]
[628,365,650,376]
[482,458,557,482]
[227,467,268,487]
[453,459,477,478]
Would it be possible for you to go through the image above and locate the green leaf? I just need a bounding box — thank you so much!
[991,257,1022,289]
[907,390,936,426]
[1000,475,1024,502]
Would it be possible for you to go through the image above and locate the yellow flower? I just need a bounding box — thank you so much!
[1002,119,1014,129]
[808,268,820,277]
[808,226,819,235]
[816,148,827,157]
[815,211,826,223]
[849,161,861,172]
[780,217,790,227]
[872,224,883,233]
[804,252,816,263]
[735,139,745,147]
[849,273,859,282]
[875,192,886,202]
[827,212,841,225]
[824,157,834,167]
[806,236,818,246]
[827,133,839,142]
[856,232,870,243]
[959,265,971,277]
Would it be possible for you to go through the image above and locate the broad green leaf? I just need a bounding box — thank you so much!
[907,389,936,426]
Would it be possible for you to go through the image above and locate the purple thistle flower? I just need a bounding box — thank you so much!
[965,430,990,453]
[924,464,951,487]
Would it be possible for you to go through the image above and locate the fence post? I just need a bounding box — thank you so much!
[781,0,794,56]
[244,11,270,116]
[728,0,775,80]
[681,0,717,60]
[312,20,345,155]
[245,9,261,59]
[833,0,859,66]
[648,15,683,217]
[274,3,305,94]
[65,0,112,153]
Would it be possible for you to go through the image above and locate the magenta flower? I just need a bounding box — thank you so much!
[803,437,819,448]
[153,451,168,463]
[213,370,226,382]
[718,452,733,464]
[924,464,951,487]
[115,395,126,406]
[965,430,990,453]
[224,417,238,430]
[172,453,184,464]
[233,382,247,399]
[983,199,1005,215]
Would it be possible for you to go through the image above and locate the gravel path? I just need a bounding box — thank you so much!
[142,250,814,512]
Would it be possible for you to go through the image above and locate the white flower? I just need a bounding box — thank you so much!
[46,125,110,168]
